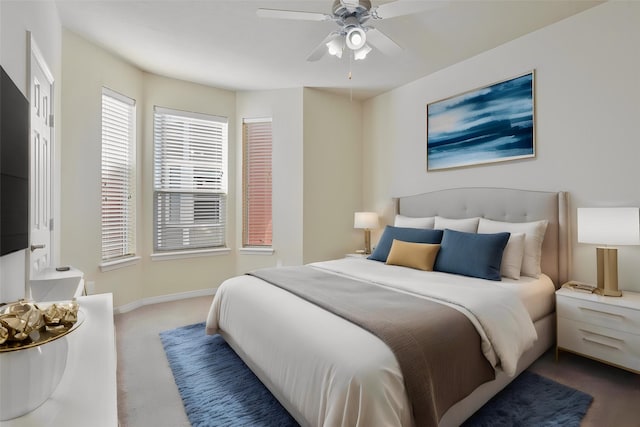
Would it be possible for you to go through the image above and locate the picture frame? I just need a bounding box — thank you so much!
[426,71,535,171]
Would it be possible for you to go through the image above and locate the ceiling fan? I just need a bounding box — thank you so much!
[257,0,441,61]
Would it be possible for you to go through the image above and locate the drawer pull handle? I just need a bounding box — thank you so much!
[582,337,621,351]
[578,329,624,343]
[579,306,625,320]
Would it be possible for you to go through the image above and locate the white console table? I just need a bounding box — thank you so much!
[1,293,118,427]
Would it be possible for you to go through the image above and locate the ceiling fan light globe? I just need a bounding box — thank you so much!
[328,45,343,58]
[353,43,372,60]
[326,37,345,58]
[346,27,366,50]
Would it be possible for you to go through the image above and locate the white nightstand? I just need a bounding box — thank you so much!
[556,286,640,373]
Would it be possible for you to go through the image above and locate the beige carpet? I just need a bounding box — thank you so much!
[116,296,212,427]
[116,296,640,427]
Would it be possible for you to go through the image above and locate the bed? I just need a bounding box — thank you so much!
[206,187,570,427]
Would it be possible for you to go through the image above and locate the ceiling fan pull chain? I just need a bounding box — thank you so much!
[348,54,353,102]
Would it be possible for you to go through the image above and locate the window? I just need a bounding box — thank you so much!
[101,88,136,262]
[153,107,228,252]
[242,118,272,247]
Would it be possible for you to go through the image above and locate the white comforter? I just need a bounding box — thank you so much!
[206,258,542,427]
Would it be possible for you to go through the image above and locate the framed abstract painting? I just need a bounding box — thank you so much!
[427,71,535,171]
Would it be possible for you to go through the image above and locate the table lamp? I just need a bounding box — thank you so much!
[577,207,640,297]
[354,212,379,255]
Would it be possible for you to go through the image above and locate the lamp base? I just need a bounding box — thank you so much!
[364,229,371,255]
[596,247,623,297]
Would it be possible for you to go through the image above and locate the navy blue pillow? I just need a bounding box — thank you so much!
[434,229,510,281]
[368,226,443,262]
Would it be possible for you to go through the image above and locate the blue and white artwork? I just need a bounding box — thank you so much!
[427,72,535,171]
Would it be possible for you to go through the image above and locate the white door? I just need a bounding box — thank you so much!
[28,37,54,277]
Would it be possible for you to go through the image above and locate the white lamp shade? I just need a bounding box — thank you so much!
[577,207,640,246]
[354,212,379,230]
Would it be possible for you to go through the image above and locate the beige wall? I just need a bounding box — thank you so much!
[363,2,640,291]
[0,0,62,302]
[61,31,237,307]
[303,88,363,263]
[61,30,144,306]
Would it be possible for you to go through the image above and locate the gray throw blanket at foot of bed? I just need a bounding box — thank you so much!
[249,266,495,427]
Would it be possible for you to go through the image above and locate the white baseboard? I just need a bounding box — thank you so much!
[113,288,216,314]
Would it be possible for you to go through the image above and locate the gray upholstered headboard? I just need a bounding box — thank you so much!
[396,188,570,287]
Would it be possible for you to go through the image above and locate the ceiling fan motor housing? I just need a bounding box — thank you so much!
[332,0,372,20]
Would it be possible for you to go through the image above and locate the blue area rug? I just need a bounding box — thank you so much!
[462,370,592,427]
[160,322,592,427]
[159,322,298,427]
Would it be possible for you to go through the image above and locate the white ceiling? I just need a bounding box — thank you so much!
[55,0,602,100]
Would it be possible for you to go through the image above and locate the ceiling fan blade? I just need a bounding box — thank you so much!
[257,8,331,22]
[365,27,402,56]
[371,0,446,20]
[306,33,338,62]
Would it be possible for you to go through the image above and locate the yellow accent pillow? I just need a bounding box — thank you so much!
[385,239,441,271]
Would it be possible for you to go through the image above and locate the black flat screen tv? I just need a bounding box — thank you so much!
[1,65,30,256]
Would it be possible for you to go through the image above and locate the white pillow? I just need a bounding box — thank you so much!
[394,215,435,229]
[434,216,480,233]
[499,233,525,279]
[477,218,548,278]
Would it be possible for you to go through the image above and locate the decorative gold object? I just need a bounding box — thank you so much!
[0,299,80,352]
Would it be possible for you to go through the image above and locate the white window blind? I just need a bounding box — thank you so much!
[101,88,136,262]
[243,118,272,247]
[153,106,228,251]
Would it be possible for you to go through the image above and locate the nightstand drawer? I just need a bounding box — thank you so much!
[558,317,640,372]
[557,295,640,335]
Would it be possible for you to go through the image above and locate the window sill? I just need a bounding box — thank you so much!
[151,247,231,261]
[99,256,141,272]
[239,247,274,255]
